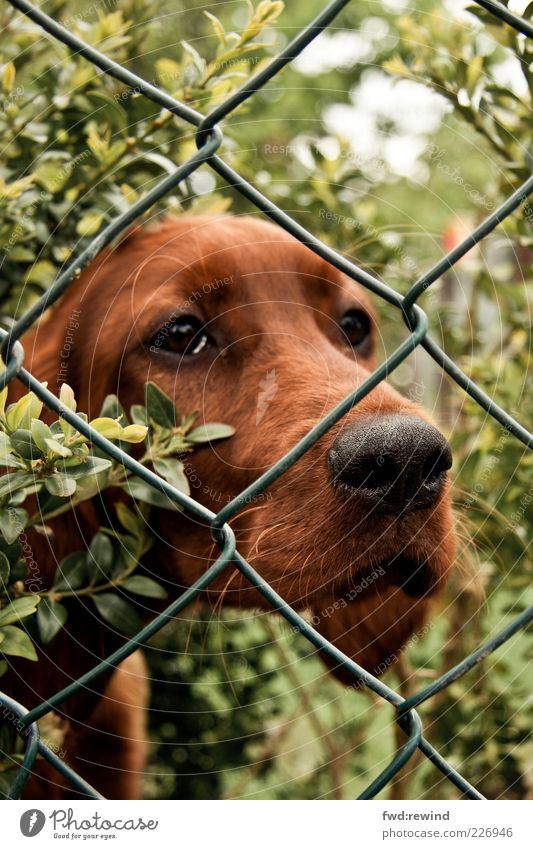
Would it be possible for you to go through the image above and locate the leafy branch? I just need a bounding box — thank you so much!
[0,380,234,671]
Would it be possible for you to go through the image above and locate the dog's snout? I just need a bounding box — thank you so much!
[329,414,452,514]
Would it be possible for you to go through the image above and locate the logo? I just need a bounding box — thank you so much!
[256,369,278,424]
[20,809,46,837]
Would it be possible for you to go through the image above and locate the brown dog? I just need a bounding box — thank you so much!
[3,215,455,798]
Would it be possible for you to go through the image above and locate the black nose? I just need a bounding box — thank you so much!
[329,415,452,514]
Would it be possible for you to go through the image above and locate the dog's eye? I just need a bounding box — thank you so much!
[339,309,371,349]
[153,315,210,356]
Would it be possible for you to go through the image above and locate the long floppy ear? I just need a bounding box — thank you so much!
[16,287,85,402]
[311,591,431,684]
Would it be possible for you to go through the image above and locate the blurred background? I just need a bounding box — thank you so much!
[0,0,531,799]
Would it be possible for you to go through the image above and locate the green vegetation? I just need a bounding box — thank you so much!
[0,0,531,799]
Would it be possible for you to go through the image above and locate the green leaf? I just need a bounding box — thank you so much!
[44,473,76,498]
[31,418,54,454]
[8,246,34,262]
[2,61,16,93]
[5,392,43,433]
[87,417,123,439]
[0,552,10,594]
[88,532,114,583]
[93,593,141,636]
[0,471,32,500]
[10,428,45,460]
[123,477,181,511]
[62,444,89,466]
[122,424,148,442]
[58,384,77,440]
[121,575,167,599]
[204,11,226,45]
[180,411,199,431]
[89,417,147,443]
[0,540,23,568]
[37,597,67,644]
[181,40,206,76]
[76,211,104,237]
[86,89,128,131]
[144,382,176,428]
[59,383,76,413]
[0,508,27,544]
[129,405,147,426]
[0,625,37,661]
[59,455,112,480]
[0,447,25,469]
[99,394,126,422]
[8,561,26,585]
[25,261,56,287]
[0,385,8,419]
[53,552,87,592]
[0,455,25,470]
[34,159,71,194]
[116,534,140,570]
[44,437,72,458]
[153,458,190,495]
[0,595,40,627]
[71,471,111,503]
[115,502,144,536]
[0,431,12,457]
[187,423,235,443]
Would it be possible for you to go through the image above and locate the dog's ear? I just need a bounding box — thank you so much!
[17,290,84,405]
[310,593,431,684]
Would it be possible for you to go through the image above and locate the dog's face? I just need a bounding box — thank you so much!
[27,215,456,673]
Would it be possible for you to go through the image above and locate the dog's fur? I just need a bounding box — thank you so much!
[2,216,456,797]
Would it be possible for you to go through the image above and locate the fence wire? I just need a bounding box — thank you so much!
[0,0,532,801]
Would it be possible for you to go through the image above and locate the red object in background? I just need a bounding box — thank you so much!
[442,219,478,263]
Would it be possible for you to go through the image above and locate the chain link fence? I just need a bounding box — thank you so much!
[0,0,532,801]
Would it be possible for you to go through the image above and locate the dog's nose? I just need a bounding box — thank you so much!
[329,414,452,514]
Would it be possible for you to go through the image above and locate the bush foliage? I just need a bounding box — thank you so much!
[0,0,531,799]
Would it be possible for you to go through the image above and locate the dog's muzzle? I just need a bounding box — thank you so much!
[329,414,452,515]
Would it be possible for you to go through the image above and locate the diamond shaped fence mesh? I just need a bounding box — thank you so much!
[0,0,532,801]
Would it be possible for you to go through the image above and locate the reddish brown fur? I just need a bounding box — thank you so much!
[3,216,456,797]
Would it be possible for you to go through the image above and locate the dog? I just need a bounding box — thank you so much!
[2,215,456,798]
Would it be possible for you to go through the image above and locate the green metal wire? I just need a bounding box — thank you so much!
[0,0,532,802]
[0,694,40,800]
